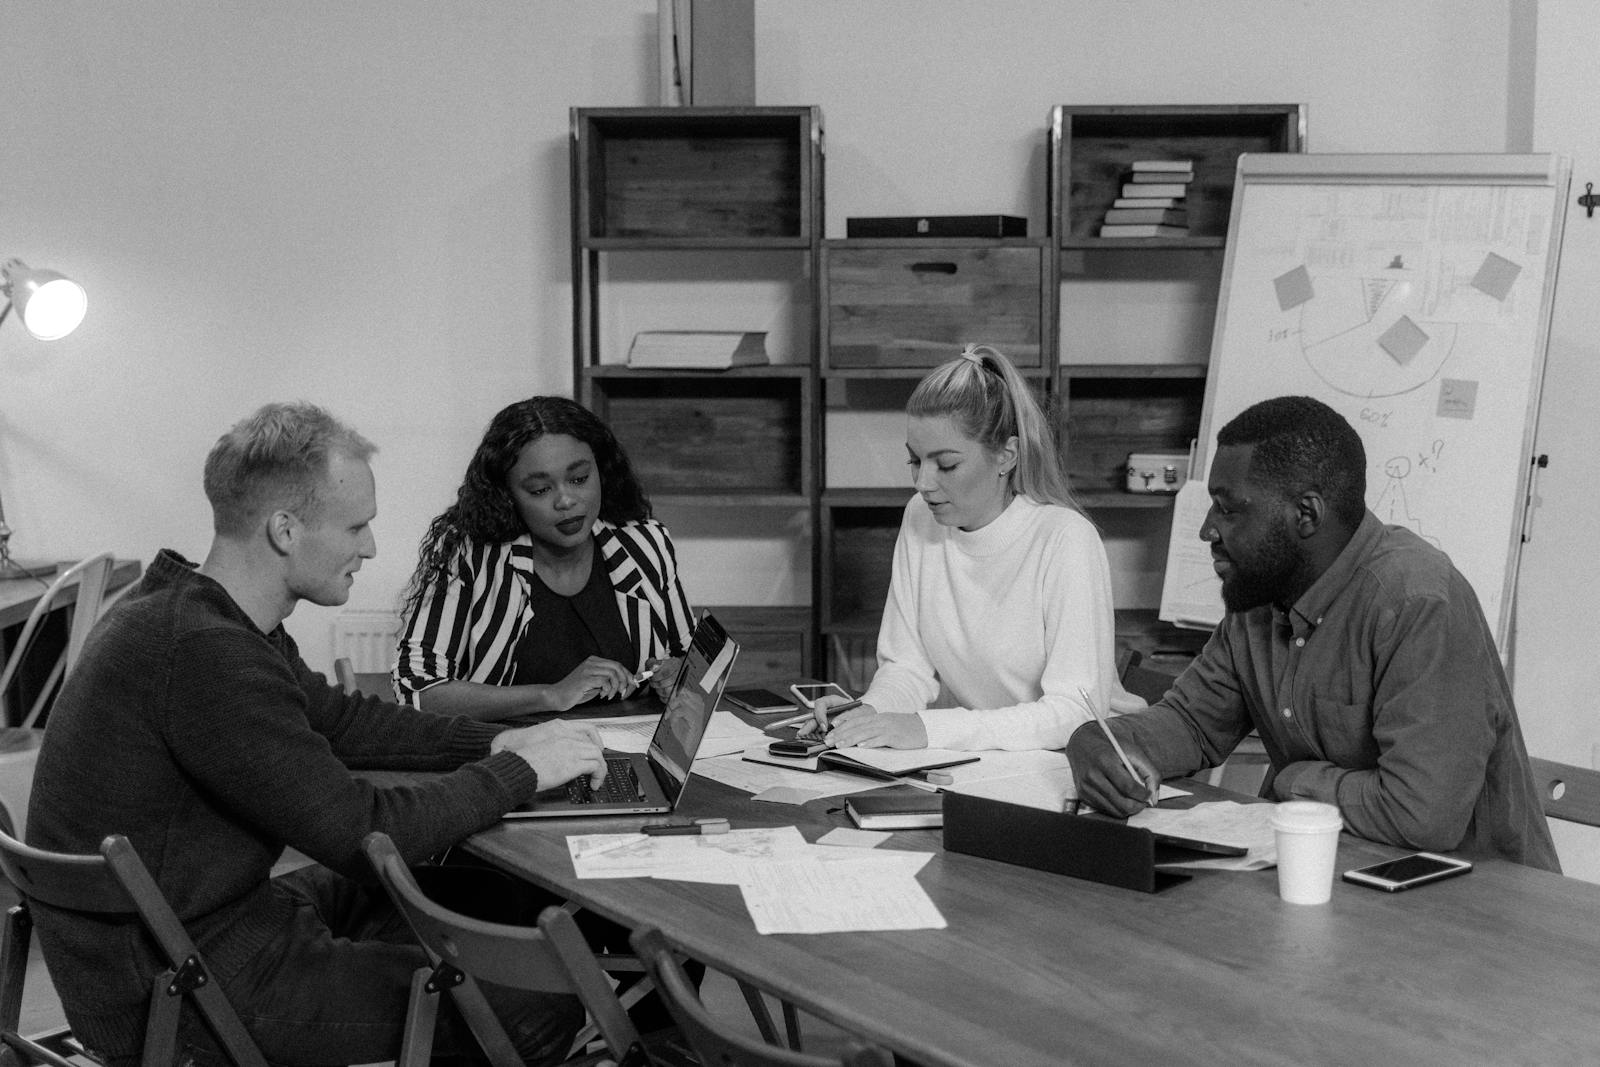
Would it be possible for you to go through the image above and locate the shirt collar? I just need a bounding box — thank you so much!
[1283,509,1383,636]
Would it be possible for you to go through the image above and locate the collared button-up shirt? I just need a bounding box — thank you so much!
[1112,510,1558,871]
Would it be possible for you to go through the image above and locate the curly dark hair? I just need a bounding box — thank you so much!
[402,397,652,615]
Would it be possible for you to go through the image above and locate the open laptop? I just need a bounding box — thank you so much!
[504,612,739,819]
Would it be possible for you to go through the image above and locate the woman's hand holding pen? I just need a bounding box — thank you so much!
[799,696,927,749]
[639,656,679,702]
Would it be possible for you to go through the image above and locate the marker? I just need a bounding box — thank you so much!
[763,699,862,732]
[1080,686,1157,807]
[641,817,730,837]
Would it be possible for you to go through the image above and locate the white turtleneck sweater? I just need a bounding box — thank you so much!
[861,493,1143,751]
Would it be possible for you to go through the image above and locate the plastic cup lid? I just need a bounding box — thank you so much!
[1270,800,1342,832]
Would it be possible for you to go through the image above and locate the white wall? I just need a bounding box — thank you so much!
[1515,0,1600,880]
[1,1,1518,672]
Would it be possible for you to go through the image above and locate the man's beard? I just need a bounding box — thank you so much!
[1220,522,1303,613]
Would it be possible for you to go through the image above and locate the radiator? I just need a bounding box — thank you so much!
[332,610,401,673]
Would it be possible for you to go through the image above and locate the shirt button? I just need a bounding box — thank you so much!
[1282,707,1292,719]
[1295,637,1305,648]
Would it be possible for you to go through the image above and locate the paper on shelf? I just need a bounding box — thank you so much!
[1158,478,1225,629]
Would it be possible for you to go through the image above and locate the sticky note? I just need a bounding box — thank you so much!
[1274,265,1314,311]
[1471,253,1521,301]
[1438,378,1478,420]
[1378,315,1429,365]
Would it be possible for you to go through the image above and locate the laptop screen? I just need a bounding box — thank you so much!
[647,613,736,797]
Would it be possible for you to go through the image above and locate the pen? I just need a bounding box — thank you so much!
[631,667,656,685]
[1080,685,1157,807]
[641,818,729,837]
[762,699,863,732]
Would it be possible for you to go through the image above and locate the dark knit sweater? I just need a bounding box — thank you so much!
[26,550,541,1057]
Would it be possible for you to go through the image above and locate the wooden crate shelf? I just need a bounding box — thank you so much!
[1050,104,1304,246]
[588,372,812,497]
[575,107,820,243]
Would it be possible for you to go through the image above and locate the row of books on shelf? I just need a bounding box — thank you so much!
[1100,159,1193,239]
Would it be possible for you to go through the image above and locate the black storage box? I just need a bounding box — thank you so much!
[845,215,1027,238]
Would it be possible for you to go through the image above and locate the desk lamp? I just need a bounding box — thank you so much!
[0,258,88,579]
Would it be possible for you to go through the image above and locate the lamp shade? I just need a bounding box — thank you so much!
[1,259,87,341]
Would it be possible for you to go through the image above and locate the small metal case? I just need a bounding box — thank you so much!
[1125,452,1189,494]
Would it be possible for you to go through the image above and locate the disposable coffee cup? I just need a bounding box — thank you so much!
[1270,800,1343,905]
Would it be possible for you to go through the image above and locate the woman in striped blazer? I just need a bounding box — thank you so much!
[394,397,695,721]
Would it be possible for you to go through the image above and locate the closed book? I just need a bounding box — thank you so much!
[1121,182,1191,199]
[1112,196,1183,209]
[1130,159,1195,173]
[627,331,768,369]
[1102,207,1188,226]
[1128,172,1194,184]
[1098,223,1190,239]
[846,792,945,830]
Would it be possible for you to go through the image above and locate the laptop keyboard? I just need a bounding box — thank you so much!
[565,757,646,804]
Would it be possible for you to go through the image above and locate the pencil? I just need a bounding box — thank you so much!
[1079,686,1155,805]
[762,699,862,732]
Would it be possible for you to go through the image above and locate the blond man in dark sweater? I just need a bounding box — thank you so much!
[28,402,607,1065]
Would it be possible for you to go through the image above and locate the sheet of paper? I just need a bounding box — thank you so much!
[567,825,811,883]
[693,753,882,799]
[698,710,768,757]
[925,749,1069,786]
[1129,800,1278,870]
[943,769,1187,813]
[817,827,890,848]
[596,713,661,753]
[1158,478,1225,629]
[738,857,946,934]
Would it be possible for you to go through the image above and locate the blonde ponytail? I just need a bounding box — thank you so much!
[906,344,1076,510]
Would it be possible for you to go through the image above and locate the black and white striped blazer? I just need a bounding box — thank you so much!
[393,519,694,707]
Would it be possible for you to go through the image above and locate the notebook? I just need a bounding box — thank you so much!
[504,612,739,819]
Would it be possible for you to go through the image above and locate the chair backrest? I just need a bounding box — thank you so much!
[332,657,394,700]
[0,825,267,1067]
[0,553,116,728]
[630,927,893,1067]
[1528,757,1600,828]
[361,831,643,1064]
[1117,650,1177,706]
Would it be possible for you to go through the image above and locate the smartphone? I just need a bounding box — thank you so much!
[1341,852,1473,892]
[768,739,828,758]
[788,682,853,709]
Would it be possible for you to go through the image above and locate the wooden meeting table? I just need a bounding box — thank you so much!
[462,716,1600,1066]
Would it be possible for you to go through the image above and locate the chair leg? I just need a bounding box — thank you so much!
[782,1000,802,1051]
[397,966,438,1067]
[0,907,31,1034]
[735,980,781,1046]
[140,969,181,1067]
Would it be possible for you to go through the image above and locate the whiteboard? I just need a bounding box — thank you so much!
[1162,154,1570,648]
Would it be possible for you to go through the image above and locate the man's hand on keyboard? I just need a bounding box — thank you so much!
[493,719,608,790]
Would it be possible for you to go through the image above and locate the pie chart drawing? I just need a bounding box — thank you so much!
[1297,276,1458,398]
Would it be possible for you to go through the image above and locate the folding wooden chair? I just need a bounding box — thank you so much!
[1529,757,1600,829]
[363,830,690,1067]
[331,657,395,701]
[630,927,893,1067]
[0,826,267,1067]
[0,553,114,729]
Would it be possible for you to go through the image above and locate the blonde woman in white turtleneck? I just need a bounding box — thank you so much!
[804,345,1143,752]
